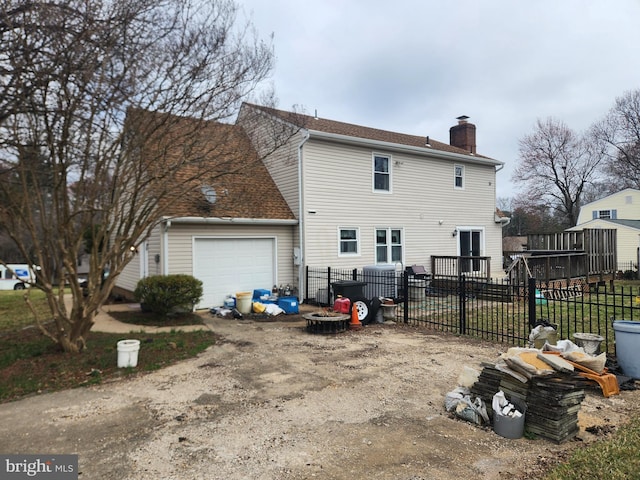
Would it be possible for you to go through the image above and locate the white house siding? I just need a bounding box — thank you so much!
[568,219,640,267]
[258,130,303,255]
[238,107,301,217]
[576,188,640,224]
[116,251,140,294]
[115,223,296,298]
[260,130,302,217]
[300,139,504,276]
[146,224,163,277]
[165,222,295,288]
[238,108,302,256]
[115,225,164,295]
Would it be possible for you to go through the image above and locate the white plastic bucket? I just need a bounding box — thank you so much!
[117,339,141,368]
[236,292,252,314]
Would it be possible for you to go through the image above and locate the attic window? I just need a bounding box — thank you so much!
[201,185,217,204]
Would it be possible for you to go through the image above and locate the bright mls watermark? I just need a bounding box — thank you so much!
[1,455,78,479]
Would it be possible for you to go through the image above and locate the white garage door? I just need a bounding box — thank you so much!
[194,237,275,309]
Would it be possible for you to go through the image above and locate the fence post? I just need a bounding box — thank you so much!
[528,277,537,327]
[459,274,467,334]
[326,267,331,306]
[403,271,409,324]
[305,266,309,301]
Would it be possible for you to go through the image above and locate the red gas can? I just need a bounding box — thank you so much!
[333,297,351,314]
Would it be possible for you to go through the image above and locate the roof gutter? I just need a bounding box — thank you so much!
[306,129,504,168]
[495,213,511,227]
[162,216,298,225]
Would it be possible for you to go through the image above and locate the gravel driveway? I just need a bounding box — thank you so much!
[1,313,639,479]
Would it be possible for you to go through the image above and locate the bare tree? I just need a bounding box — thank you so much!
[0,0,288,352]
[512,118,605,228]
[592,89,640,189]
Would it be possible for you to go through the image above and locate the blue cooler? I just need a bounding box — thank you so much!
[278,296,299,314]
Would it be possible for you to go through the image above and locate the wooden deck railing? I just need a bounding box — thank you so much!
[431,256,491,280]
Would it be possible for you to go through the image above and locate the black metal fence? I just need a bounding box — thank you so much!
[305,266,640,355]
[617,261,639,277]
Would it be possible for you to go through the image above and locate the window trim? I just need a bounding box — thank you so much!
[338,227,360,257]
[592,209,617,220]
[454,164,464,190]
[372,153,392,193]
[375,227,404,264]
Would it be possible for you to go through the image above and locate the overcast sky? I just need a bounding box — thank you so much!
[239,0,640,199]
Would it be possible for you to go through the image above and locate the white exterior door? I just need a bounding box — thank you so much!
[193,237,276,309]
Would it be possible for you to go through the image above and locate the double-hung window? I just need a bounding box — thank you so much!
[454,164,464,189]
[339,228,359,256]
[592,209,617,220]
[376,228,403,264]
[373,154,391,192]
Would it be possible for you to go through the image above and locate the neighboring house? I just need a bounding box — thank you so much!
[238,104,508,300]
[568,188,640,270]
[115,105,508,308]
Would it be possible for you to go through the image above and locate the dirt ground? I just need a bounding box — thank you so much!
[1,309,639,480]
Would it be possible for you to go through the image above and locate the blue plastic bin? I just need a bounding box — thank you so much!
[278,296,299,314]
[253,289,271,301]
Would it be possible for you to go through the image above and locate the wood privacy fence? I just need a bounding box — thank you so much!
[526,229,617,279]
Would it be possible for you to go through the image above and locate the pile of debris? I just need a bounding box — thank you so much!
[471,362,586,443]
[458,337,622,443]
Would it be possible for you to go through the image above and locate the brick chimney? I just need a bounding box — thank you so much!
[449,115,476,154]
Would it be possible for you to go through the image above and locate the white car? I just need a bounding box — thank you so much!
[0,264,36,290]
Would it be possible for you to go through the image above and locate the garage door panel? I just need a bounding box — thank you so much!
[194,238,275,309]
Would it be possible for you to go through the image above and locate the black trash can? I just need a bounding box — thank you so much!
[331,280,367,300]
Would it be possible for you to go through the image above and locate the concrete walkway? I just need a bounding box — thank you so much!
[63,295,212,333]
[92,302,211,334]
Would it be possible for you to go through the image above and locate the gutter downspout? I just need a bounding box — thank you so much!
[297,130,310,301]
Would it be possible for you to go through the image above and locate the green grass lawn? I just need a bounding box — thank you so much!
[0,289,52,331]
[541,415,640,480]
[0,290,217,403]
